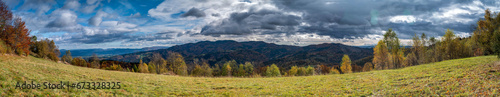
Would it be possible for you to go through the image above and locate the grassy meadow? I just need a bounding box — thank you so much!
[0,55,499,96]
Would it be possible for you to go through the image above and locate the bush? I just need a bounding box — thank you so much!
[330,68,340,74]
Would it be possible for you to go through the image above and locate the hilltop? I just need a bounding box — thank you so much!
[1,55,498,96]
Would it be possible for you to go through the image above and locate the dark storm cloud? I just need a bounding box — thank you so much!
[180,7,206,18]
[68,33,132,44]
[200,0,485,39]
[200,9,301,36]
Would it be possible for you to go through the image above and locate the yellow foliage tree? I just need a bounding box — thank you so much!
[340,54,352,74]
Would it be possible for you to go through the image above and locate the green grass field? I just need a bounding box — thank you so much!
[0,55,499,96]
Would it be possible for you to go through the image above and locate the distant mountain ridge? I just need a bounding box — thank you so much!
[107,40,373,68]
[60,46,169,58]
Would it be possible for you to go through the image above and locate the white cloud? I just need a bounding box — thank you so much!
[62,0,81,10]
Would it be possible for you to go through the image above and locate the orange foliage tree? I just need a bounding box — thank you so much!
[0,1,31,56]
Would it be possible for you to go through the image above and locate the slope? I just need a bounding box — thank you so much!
[0,55,499,96]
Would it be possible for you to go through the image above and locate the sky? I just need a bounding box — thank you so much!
[3,0,500,49]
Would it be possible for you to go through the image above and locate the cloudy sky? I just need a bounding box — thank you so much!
[3,0,500,49]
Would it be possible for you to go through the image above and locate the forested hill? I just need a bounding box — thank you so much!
[59,46,169,58]
[107,40,373,68]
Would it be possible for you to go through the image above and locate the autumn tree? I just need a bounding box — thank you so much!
[71,57,88,67]
[383,29,403,68]
[0,39,7,54]
[340,55,352,74]
[411,34,423,65]
[236,64,246,77]
[31,39,59,62]
[297,67,307,76]
[201,62,213,77]
[373,40,390,70]
[265,64,281,77]
[428,37,441,62]
[62,50,72,64]
[244,62,254,76]
[441,29,459,60]
[167,52,188,76]
[494,30,500,58]
[191,65,204,76]
[0,2,31,56]
[288,66,298,76]
[148,63,157,74]
[221,62,232,76]
[330,68,340,74]
[139,63,149,73]
[362,62,373,72]
[148,53,166,74]
[403,52,417,67]
[317,65,331,74]
[90,53,100,68]
[306,66,315,75]
[473,9,500,55]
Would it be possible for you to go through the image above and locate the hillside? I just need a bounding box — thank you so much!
[107,40,373,68]
[1,55,499,96]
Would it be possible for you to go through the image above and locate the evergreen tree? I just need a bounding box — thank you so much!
[383,29,403,68]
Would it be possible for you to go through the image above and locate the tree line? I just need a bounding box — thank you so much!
[370,9,500,71]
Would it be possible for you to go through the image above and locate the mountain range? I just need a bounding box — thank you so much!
[60,46,169,58]
[107,40,373,69]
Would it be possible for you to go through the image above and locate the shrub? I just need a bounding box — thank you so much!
[330,68,340,74]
